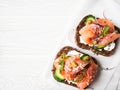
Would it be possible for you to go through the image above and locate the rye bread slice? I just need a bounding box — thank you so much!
[52,46,98,89]
[75,15,120,56]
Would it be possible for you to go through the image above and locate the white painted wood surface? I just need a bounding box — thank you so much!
[0,0,120,90]
[0,0,88,90]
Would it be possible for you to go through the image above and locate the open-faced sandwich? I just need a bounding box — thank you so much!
[75,15,120,56]
[52,46,98,90]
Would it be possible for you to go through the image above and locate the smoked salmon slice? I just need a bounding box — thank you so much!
[98,33,120,46]
[79,24,99,44]
[77,60,98,90]
[63,55,89,81]
[94,18,114,30]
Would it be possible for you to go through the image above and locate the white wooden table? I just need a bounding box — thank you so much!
[0,0,86,90]
[0,0,120,90]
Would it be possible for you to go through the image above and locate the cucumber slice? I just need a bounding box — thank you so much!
[80,54,90,62]
[94,45,106,49]
[85,15,95,24]
[54,69,65,82]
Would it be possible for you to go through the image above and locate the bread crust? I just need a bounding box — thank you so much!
[75,15,120,56]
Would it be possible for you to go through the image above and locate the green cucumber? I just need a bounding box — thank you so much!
[54,69,65,82]
[85,15,95,24]
[80,54,90,62]
[94,45,106,49]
